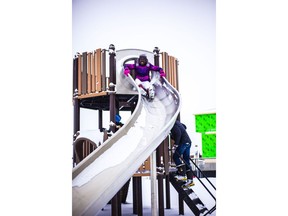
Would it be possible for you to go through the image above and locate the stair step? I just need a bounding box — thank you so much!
[169,172,208,215]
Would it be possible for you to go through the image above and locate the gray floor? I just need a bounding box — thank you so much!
[96,177,216,216]
[99,204,187,216]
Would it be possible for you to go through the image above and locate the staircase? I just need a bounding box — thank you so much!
[169,172,210,215]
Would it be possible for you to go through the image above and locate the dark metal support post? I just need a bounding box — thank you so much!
[132,177,137,214]
[108,44,121,216]
[164,137,171,209]
[98,109,103,130]
[178,195,184,215]
[165,176,171,209]
[109,44,116,133]
[133,177,143,216]
[158,175,164,216]
[156,141,164,216]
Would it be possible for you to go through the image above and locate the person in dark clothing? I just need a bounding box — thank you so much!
[170,120,195,189]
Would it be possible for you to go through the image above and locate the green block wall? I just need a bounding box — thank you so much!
[202,134,216,158]
[195,114,216,133]
[195,113,216,158]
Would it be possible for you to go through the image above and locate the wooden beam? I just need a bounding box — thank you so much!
[77,91,107,99]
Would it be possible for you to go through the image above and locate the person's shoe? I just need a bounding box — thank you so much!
[182,179,195,190]
[140,89,148,97]
[148,87,155,100]
[174,175,187,181]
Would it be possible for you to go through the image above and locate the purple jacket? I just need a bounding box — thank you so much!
[124,63,165,82]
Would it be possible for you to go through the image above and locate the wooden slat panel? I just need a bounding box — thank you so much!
[85,141,89,157]
[168,56,171,85]
[101,50,106,91]
[144,157,150,170]
[174,58,178,90]
[82,52,87,95]
[134,157,151,176]
[175,59,179,90]
[161,53,165,80]
[74,140,98,165]
[165,53,169,82]
[161,52,166,72]
[91,51,95,93]
[94,50,97,92]
[170,56,174,87]
[162,52,168,81]
[82,140,85,159]
[87,52,91,94]
[77,55,82,95]
[169,56,172,85]
[96,49,102,92]
[172,57,177,88]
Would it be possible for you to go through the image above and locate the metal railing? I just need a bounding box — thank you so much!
[173,150,216,215]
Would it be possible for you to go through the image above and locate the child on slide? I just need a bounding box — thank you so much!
[123,54,166,100]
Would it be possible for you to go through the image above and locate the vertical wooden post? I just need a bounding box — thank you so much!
[109,44,116,134]
[77,53,82,96]
[82,52,87,95]
[73,56,80,167]
[73,56,78,98]
[108,44,121,216]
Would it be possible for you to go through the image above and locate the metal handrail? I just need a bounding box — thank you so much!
[190,157,216,191]
[172,150,216,214]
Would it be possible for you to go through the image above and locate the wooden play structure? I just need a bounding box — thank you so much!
[72,44,216,215]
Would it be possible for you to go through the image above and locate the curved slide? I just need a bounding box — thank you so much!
[72,49,181,216]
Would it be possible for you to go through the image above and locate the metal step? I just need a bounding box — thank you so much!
[169,172,209,216]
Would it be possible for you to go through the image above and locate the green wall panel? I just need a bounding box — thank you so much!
[202,134,216,158]
[195,113,216,158]
[195,113,216,133]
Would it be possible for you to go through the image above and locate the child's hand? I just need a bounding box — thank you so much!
[160,70,166,77]
[124,69,130,76]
